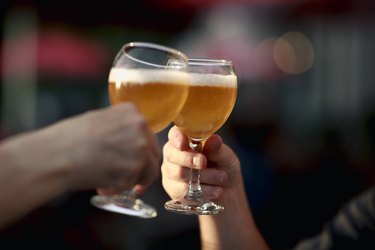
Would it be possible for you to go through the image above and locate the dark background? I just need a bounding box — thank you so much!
[0,0,375,249]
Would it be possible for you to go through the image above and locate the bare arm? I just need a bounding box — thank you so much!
[0,103,160,229]
[0,130,68,229]
[162,126,269,250]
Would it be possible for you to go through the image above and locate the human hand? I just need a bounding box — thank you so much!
[161,126,242,203]
[161,127,270,250]
[3,103,160,195]
[0,103,161,228]
[63,103,161,194]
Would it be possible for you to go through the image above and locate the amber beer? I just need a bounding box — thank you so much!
[174,73,237,140]
[108,68,189,133]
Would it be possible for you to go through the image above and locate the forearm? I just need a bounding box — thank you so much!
[0,131,69,229]
[199,183,269,250]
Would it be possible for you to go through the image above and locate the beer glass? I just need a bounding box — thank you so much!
[164,58,237,215]
[91,42,189,218]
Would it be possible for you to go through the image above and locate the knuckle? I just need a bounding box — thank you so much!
[184,153,195,167]
[160,164,169,178]
[163,144,174,163]
[167,126,175,140]
[162,142,170,156]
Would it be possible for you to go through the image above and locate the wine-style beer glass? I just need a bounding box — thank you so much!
[164,58,237,215]
[91,42,189,218]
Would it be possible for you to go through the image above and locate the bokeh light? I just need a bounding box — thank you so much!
[273,31,315,74]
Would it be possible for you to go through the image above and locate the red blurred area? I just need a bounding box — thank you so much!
[152,0,310,9]
[151,0,358,14]
[1,31,110,78]
[37,31,109,77]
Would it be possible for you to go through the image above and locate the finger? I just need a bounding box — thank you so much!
[168,126,190,151]
[163,141,206,169]
[203,134,223,157]
[162,164,227,186]
[133,120,161,194]
[162,179,188,200]
[162,181,223,201]
[199,168,228,186]
[203,134,238,169]
[161,161,190,182]
[201,184,224,200]
[132,184,145,195]
[133,145,161,194]
[141,120,161,160]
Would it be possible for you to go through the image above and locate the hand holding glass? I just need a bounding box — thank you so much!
[91,42,189,218]
[164,58,237,215]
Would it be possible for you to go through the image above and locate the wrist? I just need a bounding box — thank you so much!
[198,183,269,250]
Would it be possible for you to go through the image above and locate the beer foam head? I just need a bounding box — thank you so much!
[189,73,237,87]
[109,68,188,85]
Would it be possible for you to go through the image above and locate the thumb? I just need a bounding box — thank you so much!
[203,134,239,169]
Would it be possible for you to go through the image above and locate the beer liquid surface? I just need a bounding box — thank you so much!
[174,73,237,140]
[108,68,189,133]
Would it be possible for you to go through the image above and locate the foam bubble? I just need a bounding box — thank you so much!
[189,73,237,87]
[109,68,189,85]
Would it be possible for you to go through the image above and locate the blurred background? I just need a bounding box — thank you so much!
[1,0,375,249]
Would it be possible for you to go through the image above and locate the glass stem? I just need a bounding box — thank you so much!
[185,139,205,200]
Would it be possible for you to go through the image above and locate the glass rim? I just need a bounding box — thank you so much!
[188,58,233,66]
[120,42,189,69]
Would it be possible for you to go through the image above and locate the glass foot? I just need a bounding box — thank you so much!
[164,196,224,215]
[91,192,157,219]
